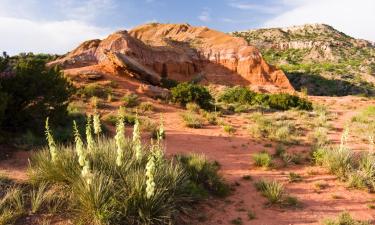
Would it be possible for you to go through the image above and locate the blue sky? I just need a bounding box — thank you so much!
[0,0,374,55]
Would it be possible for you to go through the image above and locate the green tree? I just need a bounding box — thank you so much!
[0,53,74,131]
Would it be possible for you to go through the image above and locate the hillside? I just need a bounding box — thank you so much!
[232,24,375,96]
[49,23,293,93]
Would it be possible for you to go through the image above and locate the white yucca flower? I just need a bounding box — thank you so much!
[81,159,93,185]
[340,126,350,151]
[133,117,142,160]
[93,110,102,136]
[45,117,58,162]
[157,114,165,142]
[370,136,374,153]
[86,115,95,152]
[73,121,86,167]
[115,116,126,166]
[145,155,156,199]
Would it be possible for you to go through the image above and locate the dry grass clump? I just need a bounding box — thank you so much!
[248,112,298,144]
[322,212,370,225]
[181,113,204,128]
[253,152,273,168]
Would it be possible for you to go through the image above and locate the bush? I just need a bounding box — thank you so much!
[138,102,154,112]
[78,84,110,98]
[28,119,228,224]
[253,152,273,168]
[121,93,139,107]
[223,125,236,134]
[267,93,312,111]
[186,102,201,113]
[0,53,74,131]
[255,180,284,204]
[171,82,213,110]
[181,113,204,128]
[218,86,256,104]
[160,78,179,89]
[175,154,230,197]
[323,212,370,225]
[218,86,312,111]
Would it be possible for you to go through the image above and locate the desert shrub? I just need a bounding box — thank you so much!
[253,152,273,168]
[218,86,312,111]
[186,102,201,113]
[223,124,236,134]
[254,180,284,204]
[288,172,303,183]
[28,118,228,224]
[181,113,204,128]
[321,146,353,179]
[160,78,179,89]
[219,86,256,104]
[175,154,230,197]
[121,93,139,107]
[138,102,154,112]
[171,82,213,110]
[78,83,111,98]
[248,113,297,143]
[0,187,25,225]
[202,111,219,125]
[347,153,375,191]
[0,53,74,131]
[322,212,370,225]
[267,93,312,111]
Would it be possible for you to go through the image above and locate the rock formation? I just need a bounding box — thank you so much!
[49,23,294,92]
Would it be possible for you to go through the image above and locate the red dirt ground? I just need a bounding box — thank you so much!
[1,75,375,224]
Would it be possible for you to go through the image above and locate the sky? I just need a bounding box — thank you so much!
[0,0,374,55]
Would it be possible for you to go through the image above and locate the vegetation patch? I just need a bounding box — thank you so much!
[25,113,228,225]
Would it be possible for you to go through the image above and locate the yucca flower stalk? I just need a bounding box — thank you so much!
[115,116,126,166]
[81,159,93,185]
[157,114,165,142]
[93,109,102,137]
[133,117,142,160]
[370,136,374,154]
[73,120,86,167]
[86,115,95,153]
[145,155,156,199]
[45,117,58,162]
[150,138,164,163]
[340,126,350,151]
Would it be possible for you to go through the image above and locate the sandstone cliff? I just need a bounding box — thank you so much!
[50,23,294,92]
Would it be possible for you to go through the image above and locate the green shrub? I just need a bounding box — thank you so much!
[323,212,370,225]
[218,86,312,111]
[186,102,201,113]
[171,82,213,110]
[203,111,219,125]
[121,93,139,107]
[219,86,256,104]
[79,84,110,98]
[181,113,204,128]
[267,93,312,111]
[0,53,74,131]
[160,78,178,89]
[176,154,230,198]
[223,124,236,134]
[253,152,273,168]
[288,172,303,183]
[138,102,154,112]
[255,180,284,204]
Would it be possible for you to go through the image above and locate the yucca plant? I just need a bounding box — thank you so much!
[45,117,58,162]
[28,111,227,225]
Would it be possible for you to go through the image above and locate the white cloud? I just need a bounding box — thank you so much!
[0,17,111,55]
[198,9,211,22]
[263,0,375,41]
[55,0,115,22]
[228,1,281,14]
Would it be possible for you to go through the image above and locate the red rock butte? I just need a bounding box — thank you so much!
[49,23,294,92]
